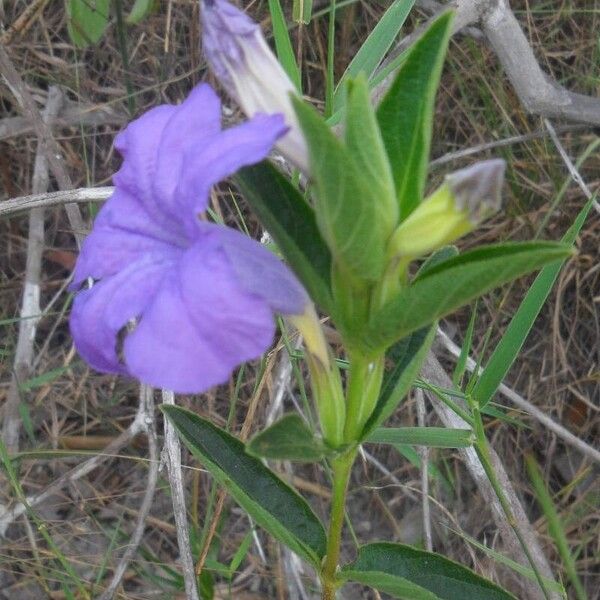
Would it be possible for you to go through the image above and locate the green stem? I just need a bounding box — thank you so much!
[468,396,552,600]
[321,450,356,600]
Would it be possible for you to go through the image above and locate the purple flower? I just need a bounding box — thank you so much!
[70,83,309,393]
[201,0,309,173]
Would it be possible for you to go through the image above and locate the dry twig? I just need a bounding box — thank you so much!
[161,389,200,600]
[2,86,63,454]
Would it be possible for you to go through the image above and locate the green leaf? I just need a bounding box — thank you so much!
[377,11,454,218]
[334,0,416,110]
[344,75,398,229]
[472,200,593,407]
[234,162,333,312]
[365,242,572,352]
[340,543,517,599]
[368,427,474,448]
[268,0,302,91]
[161,405,327,566]
[292,0,313,23]
[127,0,156,24]
[361,326,435,438]
[247,414,331,462]
[66,0,111,47]
[293,97,387,281]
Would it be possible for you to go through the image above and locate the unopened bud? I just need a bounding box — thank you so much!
[201,0,309,173]
[389,159,505,258]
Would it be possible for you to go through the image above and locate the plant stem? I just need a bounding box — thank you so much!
[321,450,356,600]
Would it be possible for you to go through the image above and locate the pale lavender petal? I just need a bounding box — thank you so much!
[70,259,172,374]
[124,235,275,393]
[215,225,308,315]
[175,113,287,222]
[71,188,185,288]
[112,105,184,231]
[153,84,222,212]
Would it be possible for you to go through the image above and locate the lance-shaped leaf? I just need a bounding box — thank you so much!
[364,242,572,352]
[161,405,327,566]
[377,11,454,218]
[345,75,398,231]
[234,162,333,312]
[293,97,387,281]
[341,543,516,599]
[368,427,474,448]
[247,414,333,462]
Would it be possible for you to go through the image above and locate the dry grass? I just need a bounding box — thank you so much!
[0,0,598,598]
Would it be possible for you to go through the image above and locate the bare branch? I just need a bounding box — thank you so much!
[0,187,114,219]
[161,389,200,600]
[416,389,433,552]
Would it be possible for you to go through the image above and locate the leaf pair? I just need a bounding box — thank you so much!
[162,407,514,599]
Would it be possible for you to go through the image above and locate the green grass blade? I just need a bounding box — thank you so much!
[525,455,587,600]
[268,0,302,91]
[472,200,593,407]
[334,0,416,111]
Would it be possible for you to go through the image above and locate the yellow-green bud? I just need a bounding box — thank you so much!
[389,159,505,258]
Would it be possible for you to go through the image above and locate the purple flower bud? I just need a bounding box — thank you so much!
[70,83,309,393]
[201,0,309,173]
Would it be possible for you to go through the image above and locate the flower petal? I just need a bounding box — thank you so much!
[113,104,183,230]
[124,233,276,393]
[71,188,185,288]
[175,112,287,222]
[70,259,173,374]
[153,84,222,214]
[214,224,308,315]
